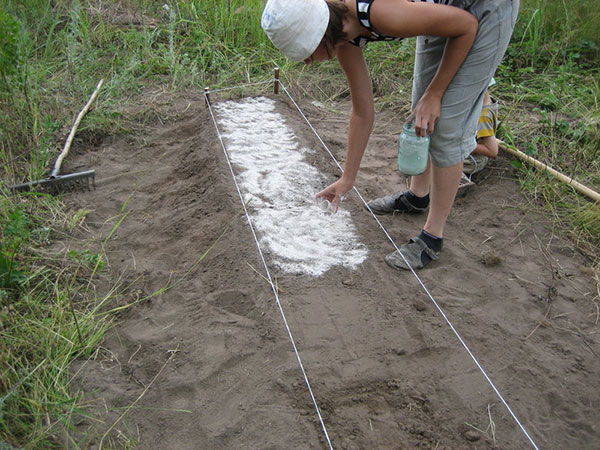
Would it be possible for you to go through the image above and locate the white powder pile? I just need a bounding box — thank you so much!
[214,96,367,277]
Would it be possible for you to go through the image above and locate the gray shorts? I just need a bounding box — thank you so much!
[412,0,519,167]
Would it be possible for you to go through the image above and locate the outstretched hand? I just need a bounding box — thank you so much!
[315,178,354,212]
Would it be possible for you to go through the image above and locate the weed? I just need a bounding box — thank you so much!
[0,10,21,83]
[0,205,30,294]
[67,249,106,271]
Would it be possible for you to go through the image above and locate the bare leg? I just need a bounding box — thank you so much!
[384,160,462,270]
[408,157,432,197]
[422,161,463,237]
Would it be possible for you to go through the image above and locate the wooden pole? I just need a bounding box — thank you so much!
[274,67,280,95]
[499,140,600,203]
[51,79,104,177]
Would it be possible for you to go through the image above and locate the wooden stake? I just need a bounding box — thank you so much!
[204,87,211,106]
[499,140,600,203]
[274,67,280,95]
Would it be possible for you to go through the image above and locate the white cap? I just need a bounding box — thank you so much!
[261,0,330,62]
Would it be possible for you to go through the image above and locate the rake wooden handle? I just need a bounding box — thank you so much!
[51,79,104,177]
[498,140,600,203]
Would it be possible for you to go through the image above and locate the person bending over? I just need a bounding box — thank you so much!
[262,0,519,270]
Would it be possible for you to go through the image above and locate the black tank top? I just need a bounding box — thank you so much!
[349,0,472,47]
[349,0,403,48]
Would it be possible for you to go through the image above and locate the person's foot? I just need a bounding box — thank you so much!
[463,153,489,175]
[385,231,442,270]
[457,172,476,197]
[365,191,429,215]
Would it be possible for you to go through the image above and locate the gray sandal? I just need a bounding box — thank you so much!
[384,236,440,270]
[463,153,490,175]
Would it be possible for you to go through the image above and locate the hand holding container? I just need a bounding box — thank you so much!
[397,122,429,176]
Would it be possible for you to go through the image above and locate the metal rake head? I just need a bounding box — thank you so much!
[10,170,96,195]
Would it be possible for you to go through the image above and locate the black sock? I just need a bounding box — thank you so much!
[405,190,430,209]
[419,230,443,266]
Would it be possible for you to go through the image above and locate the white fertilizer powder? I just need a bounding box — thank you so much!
[214,97,368,277]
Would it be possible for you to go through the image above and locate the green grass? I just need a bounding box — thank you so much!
[0,0,599,447]
[0,192,118,449]
[495,0,600,254]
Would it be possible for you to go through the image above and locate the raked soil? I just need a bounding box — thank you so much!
[65,87,599,450]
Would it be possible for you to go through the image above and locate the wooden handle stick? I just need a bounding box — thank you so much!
[51,79,104,177]
[274,67,280,95]
[498,140,600,203]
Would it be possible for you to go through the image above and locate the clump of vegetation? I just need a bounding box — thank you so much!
[0,0,598,447]
[498,0,600,254]
[0,192,116,449]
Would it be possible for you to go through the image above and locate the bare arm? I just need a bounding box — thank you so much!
[316,43,374,207]
[473,137,499,158]
[371,0,478,136]
[337,43,375,187]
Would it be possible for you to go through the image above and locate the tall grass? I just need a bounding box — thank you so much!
[0,191,119,449]
[514,0,599,69]
[0,0,599,447]
[1,0,280,187]
[498,0,600,255]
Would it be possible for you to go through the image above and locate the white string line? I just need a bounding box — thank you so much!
[204,79,272,95]
[279,81,540,450]
[204,92,335,450]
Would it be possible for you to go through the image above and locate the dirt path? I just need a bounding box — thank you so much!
[66,88,599,449]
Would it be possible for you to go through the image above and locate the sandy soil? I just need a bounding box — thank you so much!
[65,87,599,450]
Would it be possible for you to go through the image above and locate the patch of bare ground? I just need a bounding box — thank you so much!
[65,86,599,449]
